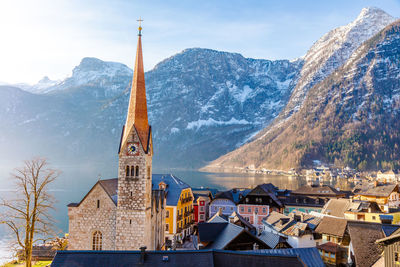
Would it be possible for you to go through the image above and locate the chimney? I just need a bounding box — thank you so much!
[139,246,147,264]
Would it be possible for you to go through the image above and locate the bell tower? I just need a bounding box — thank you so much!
[115,20,153,250]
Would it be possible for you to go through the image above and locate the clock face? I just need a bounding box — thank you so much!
[127,143,139,156]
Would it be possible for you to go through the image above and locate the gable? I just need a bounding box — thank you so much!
[78,182,117,209]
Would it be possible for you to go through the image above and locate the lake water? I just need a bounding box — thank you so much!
[0,162,353,263]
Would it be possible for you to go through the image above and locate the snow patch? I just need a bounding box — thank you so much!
[186,118,251,130]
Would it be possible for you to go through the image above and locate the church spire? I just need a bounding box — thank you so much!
[122,20,150,153]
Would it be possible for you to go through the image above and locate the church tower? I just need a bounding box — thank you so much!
[115,22,153,250]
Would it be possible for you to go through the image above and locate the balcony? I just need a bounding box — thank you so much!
[181,196,193,204]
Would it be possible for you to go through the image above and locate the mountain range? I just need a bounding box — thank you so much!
[1,7,398,172]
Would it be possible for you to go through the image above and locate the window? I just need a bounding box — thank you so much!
[327,236,331,241]
[166,210,169,218]
[240,207,244,212]
[126,166,130,176]
[130,219,132,225]
[130,191,133,197]
[262,207,267,213]
[147,166,151,179]
[97,200,100,209]
[248,207,251,212]
[135,166,139,177]
[130,166,135,177]
[330,253,335,259]
[166,224,169,231]
[255,208,259,214]
[230,207,233,211]
[92,231,102,250]
[199,214,205,221]
[395,252,400,262]
[372,216,376,220]
[200,206,204,212]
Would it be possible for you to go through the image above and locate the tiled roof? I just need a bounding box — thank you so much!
[152,174,190,206]
[198,223,228,242]
[315,216,347,237]
[355,183,398,197]
[317,242,340,253]
[192,188,219,198]
[252,248,325,267]
[98,178,118,205]
[322,199,351,217]
[51,249,305,267]
[263,211,293,232]
[258,231,287,249]
[292,185,344,197]
[347,221,387,267]
[206,223,244,249]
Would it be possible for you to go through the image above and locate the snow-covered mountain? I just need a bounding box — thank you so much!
[282,7,395,118]
[204,13,400,172]
[0,51,300,169]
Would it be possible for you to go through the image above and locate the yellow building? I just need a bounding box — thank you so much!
[154,174,194,246]
[353,183,399,212]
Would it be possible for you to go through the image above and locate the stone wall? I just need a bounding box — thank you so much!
[68,183,116,250]
[116,127,153,250]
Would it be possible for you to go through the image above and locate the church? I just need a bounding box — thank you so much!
[67,24,166,251]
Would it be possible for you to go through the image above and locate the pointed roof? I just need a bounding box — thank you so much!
[121,27,150,153]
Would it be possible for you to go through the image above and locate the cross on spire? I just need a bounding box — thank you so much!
[137,18,143,36]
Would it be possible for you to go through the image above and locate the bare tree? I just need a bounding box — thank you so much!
[0,158,59,267]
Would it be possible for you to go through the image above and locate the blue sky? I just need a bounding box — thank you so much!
[0,0,399,83]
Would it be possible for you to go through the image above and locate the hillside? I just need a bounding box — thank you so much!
[203,20,400,172]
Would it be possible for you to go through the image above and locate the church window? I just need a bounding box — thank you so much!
[130,219,132,225]
[147,167,151,179]
[136,166,139,177]
[97,200,100,209]
[131,166,135,177]
[130,191,133,197]
[92,231,102,250]
[126,166,130,177]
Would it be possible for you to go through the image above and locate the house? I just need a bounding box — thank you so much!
[376,230,400,267]
[207,210,256,234]
[197,221,270,250]
[321,198,351,217]
[51,249,307,267]
[377,170,399,183]
[346,221,400,267]
[282,185,347,214]
[353,182,400,212]
[315,217,349,266]
[262,211,321,249]
[192,188,216,223]
[153,174,194,246]
[209,188,250,218]
[18,245,56,261]
[237,184,283,229]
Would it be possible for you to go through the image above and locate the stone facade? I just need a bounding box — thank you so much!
[116,126,153,250]
[68,183,116,250]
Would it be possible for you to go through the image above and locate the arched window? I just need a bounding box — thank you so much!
[126,166,130,177]
[92,231,102,250]
[135,166,139,177]
[131,166,135,177]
